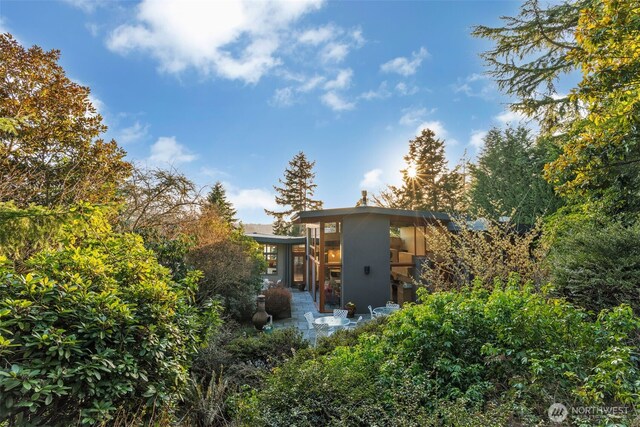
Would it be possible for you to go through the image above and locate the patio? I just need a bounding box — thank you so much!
[270,288,368,342]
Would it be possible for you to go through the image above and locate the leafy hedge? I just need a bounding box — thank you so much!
[0,204,220,425]
[238,278,640,426]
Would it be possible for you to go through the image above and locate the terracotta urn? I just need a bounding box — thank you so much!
[252,294,270,331]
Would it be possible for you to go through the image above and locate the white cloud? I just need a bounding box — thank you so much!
[320,42,349,63]
[324,68,352,90]
[360,168,384,190]
[106,0,323,84]
[148,136,197,164]
[399,107,432,126]
[86,22,100,37]
[395,82,419,96]
[298,75,325,92]
[298,24,336,45]
[350,28,365,47]
[226,186,277,211]
[62,0,105,12]
[271,87,296,107]
[380,47,429,76]
[469,130,487,149]
[494,109,528,125]
[321,92,354,111]
[118,121,149,144]
[359,82,391,101]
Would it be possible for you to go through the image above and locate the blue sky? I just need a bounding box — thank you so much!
[2,0,532,223]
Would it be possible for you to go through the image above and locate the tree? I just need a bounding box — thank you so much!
[469,127,563,224]
[118,166,202,236]
[472,0,587,130]
[0,34,131,207]
[205,181,237,225]
[374,129,465,212]
[545,0,640,218]
[185,208,265,320]
[474,0,640,219]
[265,151,323,235]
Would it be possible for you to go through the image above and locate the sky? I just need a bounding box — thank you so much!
[1,0,535,224]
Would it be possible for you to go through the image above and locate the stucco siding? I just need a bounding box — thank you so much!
[341,214,391,311]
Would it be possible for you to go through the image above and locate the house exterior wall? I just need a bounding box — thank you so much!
[261,243,289,285]
[341,214,391,312]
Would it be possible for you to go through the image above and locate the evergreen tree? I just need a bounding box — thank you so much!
[472,0,587,131]
[265,151,323,235]
[468,127,562,224]
[375,129,464,212]
[205,181,237,224]
[271,212,291,236]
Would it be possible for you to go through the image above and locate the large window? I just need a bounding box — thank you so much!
[263,244,278,275]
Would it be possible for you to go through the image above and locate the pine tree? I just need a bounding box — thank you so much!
[468,127,562,224]
[205,181,237,224]
[265,152,323,235]
[375,129,464,212]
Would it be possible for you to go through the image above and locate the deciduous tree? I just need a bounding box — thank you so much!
[0,34,131,207]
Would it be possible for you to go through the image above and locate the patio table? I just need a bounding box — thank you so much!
[372,306,400,317]
[314,316,350,330]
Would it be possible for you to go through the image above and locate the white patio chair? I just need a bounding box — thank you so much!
[386,303,400,309]
[333,309,348,318]
[304,312,315,330]
[368,305,376,320]
[348,316,363,329]
[313,322,331,347]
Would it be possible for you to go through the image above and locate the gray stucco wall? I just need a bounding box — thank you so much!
[341,214,391,312]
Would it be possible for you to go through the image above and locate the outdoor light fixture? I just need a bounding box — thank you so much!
[364,266,370,275]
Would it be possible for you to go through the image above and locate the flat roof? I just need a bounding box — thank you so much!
[245,233,306,244]
[291,206,451,224]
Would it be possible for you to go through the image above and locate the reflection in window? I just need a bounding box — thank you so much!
[263,244,278,275]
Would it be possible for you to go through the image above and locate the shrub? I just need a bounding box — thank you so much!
[263,287,292,319]
[238,279,640,426]
[186,210,264,320]
[420,216,548,291]
[183,327,308,426]
[549,219,640,315]
[0,204,219,425]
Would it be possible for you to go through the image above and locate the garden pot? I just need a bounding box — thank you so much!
[345,304,356,318]
[252,294,270,331]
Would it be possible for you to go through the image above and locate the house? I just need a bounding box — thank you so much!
[246,233,306,288]
[291,206,453,313]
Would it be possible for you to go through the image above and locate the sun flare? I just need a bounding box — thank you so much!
[406,164,417,179]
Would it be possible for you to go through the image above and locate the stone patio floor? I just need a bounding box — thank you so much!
[271,288,368,342]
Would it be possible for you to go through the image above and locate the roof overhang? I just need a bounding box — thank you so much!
[291,206,451,225]
[245,233,306,245]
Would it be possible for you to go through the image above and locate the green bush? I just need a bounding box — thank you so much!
[0,204,220,425]
[549,219,640,315]
[238,279,640,426]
